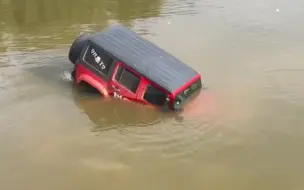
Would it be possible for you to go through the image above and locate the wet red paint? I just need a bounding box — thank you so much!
[75,60,202,111]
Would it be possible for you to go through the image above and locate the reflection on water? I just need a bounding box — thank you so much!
[72,88,171,132]
[1,0,304,189]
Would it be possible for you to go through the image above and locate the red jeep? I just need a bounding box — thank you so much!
[68,24,202,111]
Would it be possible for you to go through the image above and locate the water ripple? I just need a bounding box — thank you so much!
[106,114,221,159]
[161,0,201,17]
[0,49,67,69]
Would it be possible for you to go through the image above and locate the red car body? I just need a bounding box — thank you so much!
[68,24,202,111]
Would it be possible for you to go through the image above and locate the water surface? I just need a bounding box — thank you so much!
[1,0,304,189]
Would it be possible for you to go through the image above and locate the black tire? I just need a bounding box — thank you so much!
[68,33,90,64]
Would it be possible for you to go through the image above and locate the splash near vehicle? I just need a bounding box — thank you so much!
[68,24,202,111]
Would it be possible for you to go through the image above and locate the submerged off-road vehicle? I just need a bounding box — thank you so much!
[68,24,202,111]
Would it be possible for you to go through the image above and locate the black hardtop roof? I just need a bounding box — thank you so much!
[88,24,199,93]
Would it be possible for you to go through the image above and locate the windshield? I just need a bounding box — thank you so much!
[173,78,202,110]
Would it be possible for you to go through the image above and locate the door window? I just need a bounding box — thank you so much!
[143,84,167,106]
[115,66,140,93]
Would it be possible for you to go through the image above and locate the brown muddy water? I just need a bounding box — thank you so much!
[1,0,304,190]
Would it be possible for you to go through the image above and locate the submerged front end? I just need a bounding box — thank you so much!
[172,75,202,111]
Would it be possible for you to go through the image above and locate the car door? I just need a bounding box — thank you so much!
[109,63,141,101]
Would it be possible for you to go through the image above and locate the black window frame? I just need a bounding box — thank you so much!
[114,65,141,94]
[143,84,168,107]
[81,43,116,82]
